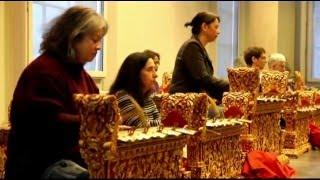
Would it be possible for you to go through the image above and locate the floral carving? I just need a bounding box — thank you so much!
[227,67,260,96]
[227,67,285,156]
[251,112,282,153]
[74,94,190,178]
[222,92,251,119]
[108,137,186,178]
[281,91,313,157]
[313,91,320,126]
[260,71,289,96]
[298,91,314,108]
[0,128,9,178]
[160,93,208,130]
[314,91,320,107]
[73,94,121,178]
[187,125,245,178]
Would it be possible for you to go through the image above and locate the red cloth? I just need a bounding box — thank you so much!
[309,123,320,148]
[315,97,320,105]
[182,157,190,171]
[242,150,295,178]
[224,106,244,118]
[162,110,187,127]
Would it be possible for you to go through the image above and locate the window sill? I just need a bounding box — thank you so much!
[307,82,320,88]
[87,71,106,79]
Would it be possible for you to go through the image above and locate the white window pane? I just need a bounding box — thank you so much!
[217,1,238,78]
[45,6,63,22]
[43,1,70,8]
[313,47,320,78]
[312,2,320,79]
[32,3,43,58]
[32,1,104,72]
[85,52,103,71]
[79,2,97,8]
[85,59,96,70]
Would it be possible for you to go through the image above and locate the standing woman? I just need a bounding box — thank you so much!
[5,6,108,179]
[169,12,229,103]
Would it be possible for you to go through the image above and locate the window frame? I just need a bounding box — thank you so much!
[27,1,107,79]
[306,1,320,83]
[216,1,239,79]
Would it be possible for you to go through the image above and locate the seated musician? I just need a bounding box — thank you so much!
[6,6,108,179]
[243,46,267,96]
[268,53,286,72]
[109,52,161,128]
[244,46,267,72]
[268,53,296,91]
[268,53,289,129]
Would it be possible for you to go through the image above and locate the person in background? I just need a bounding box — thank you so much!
[109,52,161,128]
[169,11,229,104]
[243,46,267,72]
[144,49,161,94]
[268,53,286,72]
[268,52,295,90]
[234,55,247,67]
[268,53,288,129]
[5,6,108,179]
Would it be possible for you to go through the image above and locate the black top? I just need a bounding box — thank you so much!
[5,52,99,179]
[169,36,229,102]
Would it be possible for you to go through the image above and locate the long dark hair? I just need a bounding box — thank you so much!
[144,49,160,60]
[185,12,220,35]
[109,52,150,106]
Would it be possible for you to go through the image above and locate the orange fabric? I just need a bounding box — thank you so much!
[309,123,320,148]
[242,150,295,178]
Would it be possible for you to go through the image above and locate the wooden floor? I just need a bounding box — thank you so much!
[290,149,320,178]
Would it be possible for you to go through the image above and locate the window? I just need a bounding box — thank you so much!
[31,1,104,72]
[311,2,320,80]
[307,1,320,82]
[216,1,239,78]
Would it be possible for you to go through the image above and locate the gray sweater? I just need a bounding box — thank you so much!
[169,36,229,102]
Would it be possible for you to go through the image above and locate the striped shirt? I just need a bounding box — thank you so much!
[115,90,161,128]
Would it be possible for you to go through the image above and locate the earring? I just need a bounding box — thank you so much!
[68,48,76,59]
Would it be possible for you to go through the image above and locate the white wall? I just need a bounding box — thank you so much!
[247,1,279,54]
[239,1,296,73]
[1,2,29,126]
[0,2,6,126]
[103,1,217,91]
[278,1,296,74]
[295,2,307,81]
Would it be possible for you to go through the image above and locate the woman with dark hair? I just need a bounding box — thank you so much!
[144,49,160,72]
[169,12,229,103]
[109,52,161,128]
[144,49,161,94]
[5,6,108,179]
